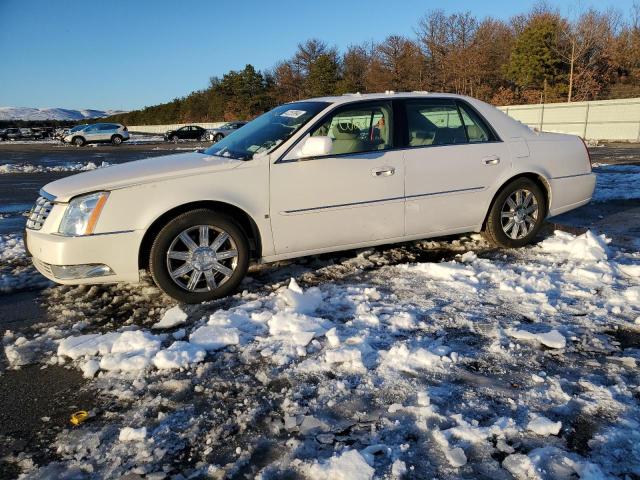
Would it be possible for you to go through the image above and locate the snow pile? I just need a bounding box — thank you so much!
[539,230,609,261]
[0,232,52,293]
[118,427,147,442]
[303,449,374,480]
[527,415,562,436]
[189,325,240,350]
[152,305,188,329]
[58,330,162,373]
[0,161,111,174]
[279,278,323,313]
[152,341,206,370]
[506,328,566,349]
[0,233,25,262]
[379,343,450,374]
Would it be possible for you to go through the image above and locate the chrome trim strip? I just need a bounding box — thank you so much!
[53,229,135,238]
[550,172,593,180]
[282,186,483,214]
[406,186,484,200]
[283,196,405,214]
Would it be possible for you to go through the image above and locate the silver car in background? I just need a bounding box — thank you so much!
[63,123,130,146]
[206,121,247,142]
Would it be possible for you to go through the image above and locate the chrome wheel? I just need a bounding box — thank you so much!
[500,188,539,240]
[166,225,239,292]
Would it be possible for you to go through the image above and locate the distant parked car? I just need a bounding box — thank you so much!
[29,128,47,139]
[64,123,129,146]
[4,128,22,140]
[164,125,207,142]
[206,121,247,142]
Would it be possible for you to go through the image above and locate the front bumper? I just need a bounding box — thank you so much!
[25,228,145,285]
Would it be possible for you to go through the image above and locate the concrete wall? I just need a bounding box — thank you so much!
[128,97,640,141]
[498,98,640,142]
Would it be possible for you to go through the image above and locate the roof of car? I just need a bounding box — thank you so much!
[301,91,472,106]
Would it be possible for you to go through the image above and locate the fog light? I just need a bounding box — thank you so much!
[50,264,114,280]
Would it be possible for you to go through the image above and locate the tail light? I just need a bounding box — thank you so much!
[123,126,128,131]
[580,137,592,171]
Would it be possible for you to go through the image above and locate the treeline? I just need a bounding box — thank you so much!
[105,3,640,125]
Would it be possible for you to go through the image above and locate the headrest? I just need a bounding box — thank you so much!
[466,124,486,141]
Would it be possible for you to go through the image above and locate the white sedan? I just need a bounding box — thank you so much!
[25,93,595,303]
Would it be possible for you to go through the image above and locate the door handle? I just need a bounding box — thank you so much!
[372,166,395,177]
[483,155,500,165]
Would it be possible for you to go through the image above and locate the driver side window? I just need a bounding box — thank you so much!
[310,102,393,156]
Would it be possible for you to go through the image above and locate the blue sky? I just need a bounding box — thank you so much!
[0,0,635,111]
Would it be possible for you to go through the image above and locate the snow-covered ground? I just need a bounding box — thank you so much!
[593,164,640,202]
[1,157,640,478]
[2,228,640,478]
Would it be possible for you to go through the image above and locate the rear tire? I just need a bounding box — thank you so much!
[149,209,249,303]
[482,178,546,248]
[111,135,123,145]
[214,133,224,142]
[72,136,85,147]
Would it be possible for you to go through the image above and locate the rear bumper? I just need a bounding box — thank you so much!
[25,228,144,284]
[548,172,596,217]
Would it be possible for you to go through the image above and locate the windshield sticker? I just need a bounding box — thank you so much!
[280,109,306,119]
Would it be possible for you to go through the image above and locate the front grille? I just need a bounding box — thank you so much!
[26,196,53,230]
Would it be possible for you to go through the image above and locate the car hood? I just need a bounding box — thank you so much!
[44,151,243,202]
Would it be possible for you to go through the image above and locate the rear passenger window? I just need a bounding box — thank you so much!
[458,103,494,143]
[309,102,393,156]
[405,102,466,147]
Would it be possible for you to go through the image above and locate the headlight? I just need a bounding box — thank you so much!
[58,192,109,236]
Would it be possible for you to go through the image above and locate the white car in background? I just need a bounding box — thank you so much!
[25,93,595,303]
[206,121,248,142]
[63,123,130,146]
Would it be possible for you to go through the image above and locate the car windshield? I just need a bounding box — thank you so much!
[203,101,329,160]
[69,125,87,132]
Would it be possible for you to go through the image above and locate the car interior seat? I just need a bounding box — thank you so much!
[331,121,365,154]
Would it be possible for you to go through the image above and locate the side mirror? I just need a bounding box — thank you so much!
[297,136,332,159]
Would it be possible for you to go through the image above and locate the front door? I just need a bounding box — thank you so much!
[269,101,405,255]
[401,99,511,236]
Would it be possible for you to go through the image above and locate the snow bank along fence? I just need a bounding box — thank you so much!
[127,122,227,135]
[499,97,640,142]
[127,97,640,141]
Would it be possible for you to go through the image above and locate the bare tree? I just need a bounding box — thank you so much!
[556,7,617,101]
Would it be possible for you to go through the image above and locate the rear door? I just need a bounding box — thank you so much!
[96,124,115,141]
[269,100,405,255]
[82,125,100,142]
[401,98,511,236]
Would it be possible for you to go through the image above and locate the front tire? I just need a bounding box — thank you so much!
[72,136,85,147]
[214,133,224,142]
[482,178,546,248]
[149,209,249,303]
[171,135,179,143]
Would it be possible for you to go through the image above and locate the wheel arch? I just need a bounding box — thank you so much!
[481,172,551,231]
[138,200,262,270]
